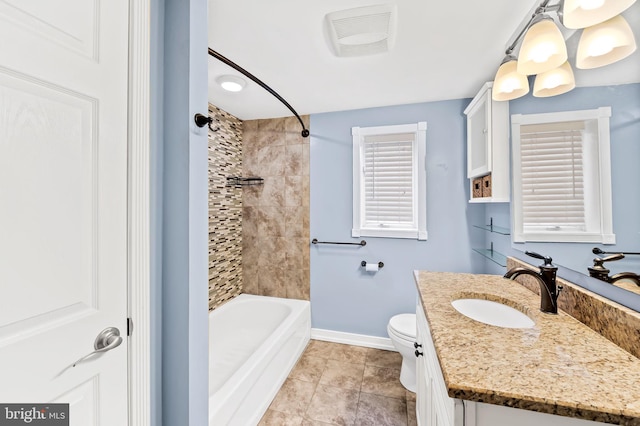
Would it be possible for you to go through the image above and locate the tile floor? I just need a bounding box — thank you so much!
[258,340,417,426]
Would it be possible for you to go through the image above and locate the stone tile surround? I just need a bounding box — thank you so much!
[242,116,310,300]
[208,105,243,310]
[207,108,312,309]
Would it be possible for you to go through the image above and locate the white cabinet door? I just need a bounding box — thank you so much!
[416,309,430,426]
[417,304,456,426]
[433,397,450,426]
[466,88,491,178]
[0,1,130,425]
[416,304,428,425]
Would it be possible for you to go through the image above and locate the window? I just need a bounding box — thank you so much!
[511,107,614,243]
[352,122,427,240]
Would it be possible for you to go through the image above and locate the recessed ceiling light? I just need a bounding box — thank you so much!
[216,75,246,92]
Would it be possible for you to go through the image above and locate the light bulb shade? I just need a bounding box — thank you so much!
[517,16,568,75]
[562,0,636,29]
[576,15,637,69]
[533,61,576,97]
[492,57,530,101]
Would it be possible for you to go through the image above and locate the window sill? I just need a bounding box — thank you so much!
[514,232,616,244]
[352,228,427,240]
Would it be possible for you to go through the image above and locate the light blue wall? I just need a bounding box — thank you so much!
[310,100,485,338]
[161,0,209,424]
[484,83,640,278]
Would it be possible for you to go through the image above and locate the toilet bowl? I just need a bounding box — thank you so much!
[387,313,417,392]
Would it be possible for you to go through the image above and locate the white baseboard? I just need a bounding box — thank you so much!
[310,328,396,351]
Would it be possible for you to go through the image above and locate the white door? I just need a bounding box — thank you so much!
[0,1,129,425]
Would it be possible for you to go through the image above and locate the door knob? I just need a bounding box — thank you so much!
[73,327,123,367]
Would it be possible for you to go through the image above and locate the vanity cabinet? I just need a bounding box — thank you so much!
[415,304,609,426]
[464,82,510,203]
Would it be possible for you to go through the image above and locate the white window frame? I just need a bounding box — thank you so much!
[511,107,615,244]
[352,122,427,240]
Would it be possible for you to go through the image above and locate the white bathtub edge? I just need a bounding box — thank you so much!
[244,325,310,425]
[310,328,396,351]
[209,296,311,426]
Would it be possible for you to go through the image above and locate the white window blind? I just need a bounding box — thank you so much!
[363,133,415,228]
[520,121,586,233]
[352,122,427,240]
[511,107,614,244]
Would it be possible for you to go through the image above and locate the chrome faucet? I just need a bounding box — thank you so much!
[588,253,640,287]
[504,251,562,314]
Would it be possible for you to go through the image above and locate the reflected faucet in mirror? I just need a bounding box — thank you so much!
[504,251,563,314]
[588,251,640,287]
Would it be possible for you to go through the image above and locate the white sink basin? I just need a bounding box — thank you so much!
[451,298,535,329]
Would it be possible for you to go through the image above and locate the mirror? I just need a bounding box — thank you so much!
[508,90,640,297]
[497,4,640,304]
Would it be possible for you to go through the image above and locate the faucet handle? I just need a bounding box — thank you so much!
[593,253,625,268]
[525,251,553,266]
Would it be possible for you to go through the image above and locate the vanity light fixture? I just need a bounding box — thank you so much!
[562,0,637,29]
[532,60,576,96]
[491,0,637,101]
[517,14,568,75]
[216,75,247,92]
[492,55,530,101]
[576,14,637,68]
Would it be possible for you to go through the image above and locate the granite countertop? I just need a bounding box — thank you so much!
[414,270,640,425]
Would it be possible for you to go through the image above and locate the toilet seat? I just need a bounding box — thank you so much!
[388,314,416,341]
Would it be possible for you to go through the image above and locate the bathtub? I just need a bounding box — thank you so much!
[209,294,311,425]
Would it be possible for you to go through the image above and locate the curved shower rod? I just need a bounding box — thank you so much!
[208,48,310,138]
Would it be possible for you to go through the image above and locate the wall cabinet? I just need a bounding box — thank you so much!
[464,82,510,203]
[415,304,608,426]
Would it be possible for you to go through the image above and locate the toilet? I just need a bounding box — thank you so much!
[387,313,417,392]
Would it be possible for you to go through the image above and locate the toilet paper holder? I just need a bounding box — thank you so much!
[361,261,384,268]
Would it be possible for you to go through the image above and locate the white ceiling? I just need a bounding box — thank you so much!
[208,0,640,121]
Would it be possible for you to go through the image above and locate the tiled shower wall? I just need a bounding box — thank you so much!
[242,116,311,300]
[208,105,243,310]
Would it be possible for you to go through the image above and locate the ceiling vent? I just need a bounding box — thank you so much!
[325,4,398,57]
